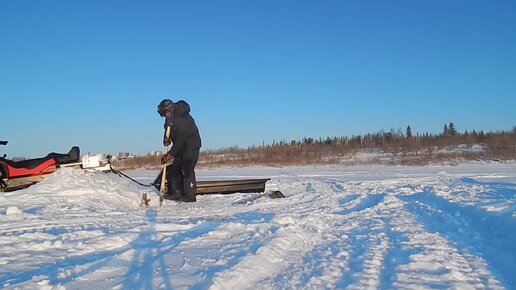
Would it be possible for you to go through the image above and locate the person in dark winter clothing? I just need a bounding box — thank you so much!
[157,99,201,202]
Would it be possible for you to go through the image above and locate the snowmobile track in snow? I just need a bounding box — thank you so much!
[1,165,515,289]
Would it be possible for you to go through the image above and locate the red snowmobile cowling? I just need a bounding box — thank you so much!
[0,158,58,178]
[0,146,80,191]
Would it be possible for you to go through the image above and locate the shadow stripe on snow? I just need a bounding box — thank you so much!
[336,194,385,216]
[400,191,516,288]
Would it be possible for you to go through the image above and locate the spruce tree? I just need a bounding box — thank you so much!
[448,122,457,136]
[406,125,413,139]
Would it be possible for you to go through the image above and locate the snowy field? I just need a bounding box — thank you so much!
[1,163,515,289]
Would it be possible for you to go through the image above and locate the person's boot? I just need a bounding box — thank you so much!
[164,190,182,201]
[181,194,196,202]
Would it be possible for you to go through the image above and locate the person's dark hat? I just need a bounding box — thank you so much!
[157,99,173,117]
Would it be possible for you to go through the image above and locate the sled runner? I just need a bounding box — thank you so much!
[0,146,81,192]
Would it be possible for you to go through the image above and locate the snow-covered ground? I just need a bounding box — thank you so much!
[1,163,515,289]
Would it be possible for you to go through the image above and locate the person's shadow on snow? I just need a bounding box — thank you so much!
[122,209,173,290]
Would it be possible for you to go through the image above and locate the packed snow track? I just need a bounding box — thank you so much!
[1,163,515,289]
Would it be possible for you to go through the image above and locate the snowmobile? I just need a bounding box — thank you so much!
[0,142,81,192]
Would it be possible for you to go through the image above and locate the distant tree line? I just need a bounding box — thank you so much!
[114,123,516,169]
[205,123,510,151]
[197,123,516,167]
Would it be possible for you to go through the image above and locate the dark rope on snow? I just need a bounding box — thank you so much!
[109,165,153,187]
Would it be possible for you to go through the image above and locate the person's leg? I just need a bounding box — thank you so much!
[180,148,200,202]
[166,155,184,200]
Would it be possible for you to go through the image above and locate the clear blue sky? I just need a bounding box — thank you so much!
[1,0,515,158]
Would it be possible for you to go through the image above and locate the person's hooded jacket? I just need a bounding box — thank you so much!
[164,100,201,157]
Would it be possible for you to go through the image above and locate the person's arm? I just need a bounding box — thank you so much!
[167,134,186,157]
[163,128,171,146]
[163,118,175,146]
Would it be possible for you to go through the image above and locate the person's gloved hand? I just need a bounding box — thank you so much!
[163,137,171,146]
[161,153,173,165]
